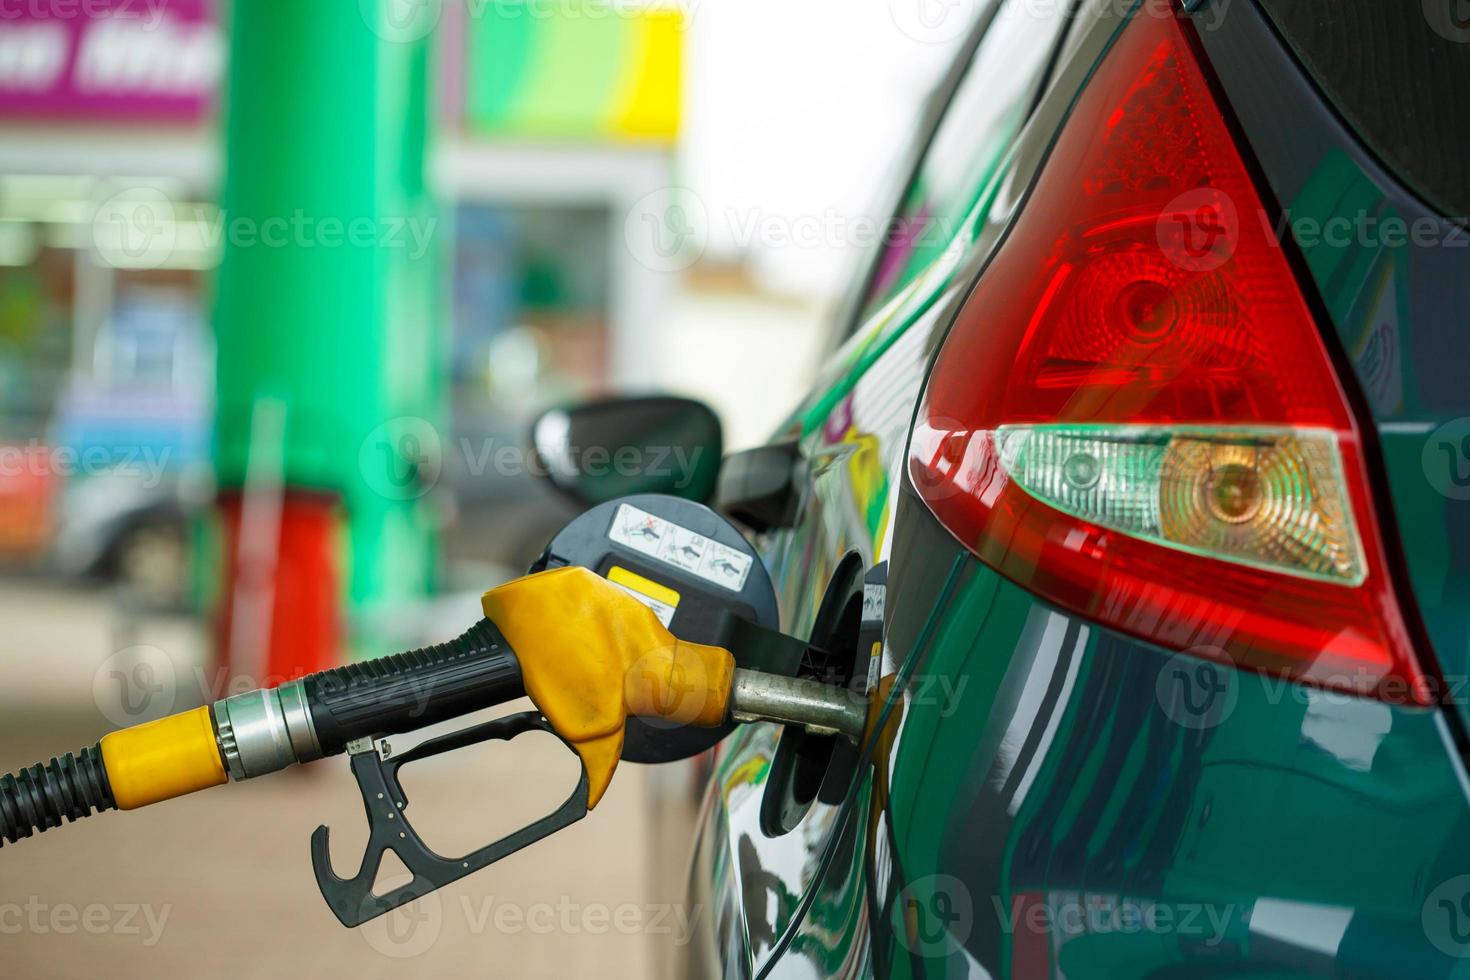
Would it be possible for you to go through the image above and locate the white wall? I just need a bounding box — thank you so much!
[679,0,980,299]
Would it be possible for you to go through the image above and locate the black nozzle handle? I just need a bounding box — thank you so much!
[303,619,525,757]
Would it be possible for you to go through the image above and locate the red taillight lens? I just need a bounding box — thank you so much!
[908,12,1426,701]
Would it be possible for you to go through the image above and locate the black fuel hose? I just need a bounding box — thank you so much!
[0,746,115,846]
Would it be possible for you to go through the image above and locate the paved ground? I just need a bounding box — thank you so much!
[0,581,704,979]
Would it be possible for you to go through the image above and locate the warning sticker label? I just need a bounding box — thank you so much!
[608,503,753,592]
[607,565,680,628]
[862,583,885,624]
[612,581,677,626]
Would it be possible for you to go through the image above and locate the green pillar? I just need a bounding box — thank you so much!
[214,0,443,657]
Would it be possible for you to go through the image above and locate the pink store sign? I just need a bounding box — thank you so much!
[0,0,221,121]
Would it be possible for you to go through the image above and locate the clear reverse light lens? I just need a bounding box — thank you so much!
[995,424,1365,585]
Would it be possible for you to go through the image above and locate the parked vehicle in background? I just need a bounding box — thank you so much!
[50,289,211,608]
[0,443,57,565]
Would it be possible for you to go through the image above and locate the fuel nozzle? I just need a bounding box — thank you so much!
[0,562,872,925]
[1,615,522,848]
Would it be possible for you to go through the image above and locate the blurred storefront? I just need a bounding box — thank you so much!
[0,0,219,594]
[0,0,686,669]
[438,2,684,580]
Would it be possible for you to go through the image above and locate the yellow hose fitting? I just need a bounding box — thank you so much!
[99,706,228,811]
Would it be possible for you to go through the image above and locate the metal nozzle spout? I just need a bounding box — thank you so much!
[728,668,868,741]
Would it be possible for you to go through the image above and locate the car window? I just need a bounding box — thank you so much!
[854,0,1073,327]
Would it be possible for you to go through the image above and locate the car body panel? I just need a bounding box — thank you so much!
[1194,0,1470,734]
[690,302,948,976]
[692,1,1470,976]
[690,2,1128,969]
[700,497,1470,977]
[866,490,1470,976]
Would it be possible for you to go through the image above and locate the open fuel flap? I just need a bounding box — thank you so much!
[759,554,883,836]
[529,493,867,765]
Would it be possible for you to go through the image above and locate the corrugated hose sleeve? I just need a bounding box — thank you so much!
[0,745,115,846]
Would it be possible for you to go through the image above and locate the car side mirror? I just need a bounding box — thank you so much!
[530,395,723,507]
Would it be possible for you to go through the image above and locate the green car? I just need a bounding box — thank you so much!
[688,0,1470,976]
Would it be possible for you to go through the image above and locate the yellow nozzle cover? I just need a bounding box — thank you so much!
[100,705,227,811]
[482,566,735,809]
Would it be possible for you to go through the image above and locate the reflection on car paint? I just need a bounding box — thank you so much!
[694,266,969,979]
[694,6,1137,971]
[864,517,1470,975]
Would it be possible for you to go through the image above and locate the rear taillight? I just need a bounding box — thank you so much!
[908,12,1426,701]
